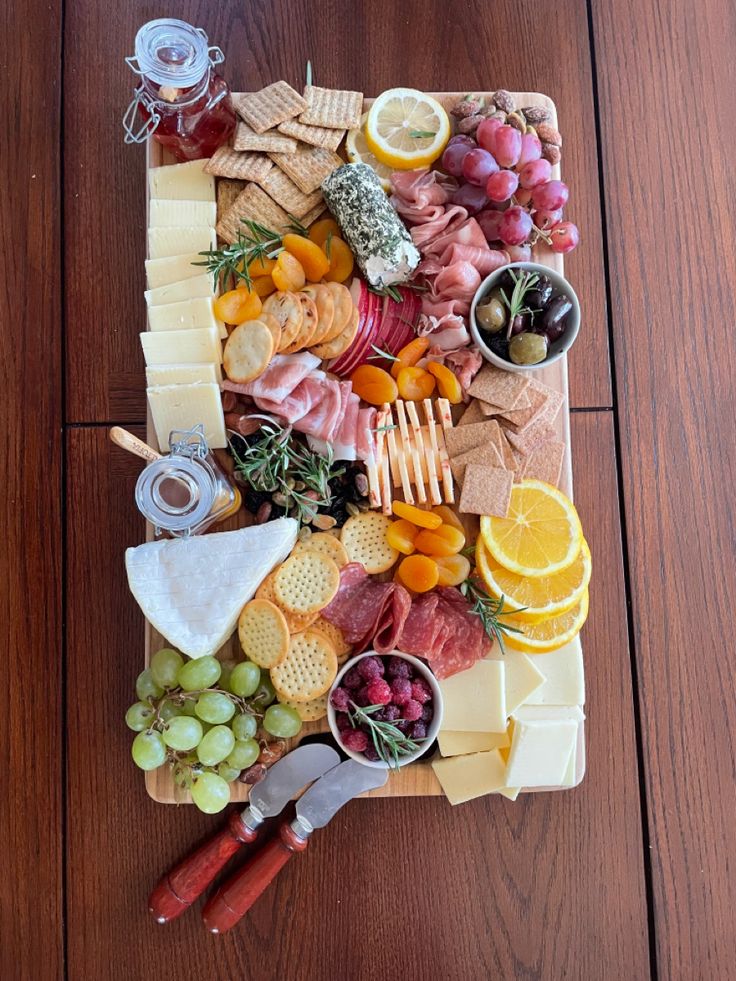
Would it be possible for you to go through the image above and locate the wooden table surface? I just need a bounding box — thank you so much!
[3,1,734,978]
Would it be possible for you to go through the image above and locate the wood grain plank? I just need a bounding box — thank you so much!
[0,2,64,977]
[63,0,610,422]
[591,0,736,974]
[66,413,645,978]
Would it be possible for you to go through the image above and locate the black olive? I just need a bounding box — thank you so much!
[541,294,573,331]
[511,311,531,334]
[545,320,567,343]
[536,276,554,304]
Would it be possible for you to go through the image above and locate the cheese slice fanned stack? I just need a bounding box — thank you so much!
[125,519,298,659]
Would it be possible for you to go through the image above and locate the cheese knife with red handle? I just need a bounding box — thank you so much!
[149,743,340,924]
[202,759,388,933]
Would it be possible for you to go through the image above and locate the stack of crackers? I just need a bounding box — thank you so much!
[446,364,567,519]
[206,81,363,243]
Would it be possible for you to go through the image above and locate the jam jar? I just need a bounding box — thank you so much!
[123,18,236,161]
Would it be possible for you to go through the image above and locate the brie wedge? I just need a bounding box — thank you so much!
[125,519,298,658]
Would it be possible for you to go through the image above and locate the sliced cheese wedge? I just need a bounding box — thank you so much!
[126,520,298,659]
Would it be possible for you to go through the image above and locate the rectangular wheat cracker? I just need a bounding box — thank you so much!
[269,145,343,194]
[216,179,246,219]
[459,464,514,517]
[299,85,363,129]
[231,82,308,133]
[450,442,505,486]
[233,120,298,154]
[467,363,531,410]
[458,400,487,427]
[444,419,505,459]
[216,184,291,243]
[260,168,323,219]
[499,431,519,471]
[300,201,327,227]
[496,386,548,432]
[277,118,345,150]
[204,146,274,182]
[505,422,557,457]
[521,440,566,487]
[479,388,531,416]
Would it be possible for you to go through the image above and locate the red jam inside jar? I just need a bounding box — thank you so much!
[124,19,236,161]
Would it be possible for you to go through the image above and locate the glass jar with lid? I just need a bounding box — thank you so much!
[123,18,236,160]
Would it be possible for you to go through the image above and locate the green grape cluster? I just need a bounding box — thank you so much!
[126,648,303,814]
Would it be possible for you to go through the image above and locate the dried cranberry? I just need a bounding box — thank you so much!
[341,729,369,753]
[387,656,411,680]
[357,656,384,681]
[330,686,351,712]
[366,679,392,705]
[391,678,413,706]
[342,667,362,690]
[411,679,433,704]
[402,699,423,722]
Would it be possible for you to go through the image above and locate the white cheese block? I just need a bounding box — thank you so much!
[438,660,506,733]
[512,705,585,723]
[504,719,577,788]
[125,520,299,659]
[523,638,585,706]
[145,253,210,290]
[146,363,220,386]
[486,649,546,715]
[147,383,226,451]
[147,296,224,334]
[149,199,217,228]
[148,159,215,201]
[432,750,509,805]
[437,730,510,757]
[561,741,577,787]
[139,327,222,366]
[145,274,215,308]
[148,225,217,260]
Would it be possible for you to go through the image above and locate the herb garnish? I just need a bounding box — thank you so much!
[409,129,437,138]
[348,702,422,769]
[499,268,540,341]
[285,213,310,238]
[367,344,400,362]
[460,578,525,655]
[195,220,282,291]
[367,282,429,304]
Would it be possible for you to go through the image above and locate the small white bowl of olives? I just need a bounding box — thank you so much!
[470,262,580,372]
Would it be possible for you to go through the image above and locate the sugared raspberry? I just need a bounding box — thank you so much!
[402,699,423,722]
[387,656,411,679]
[363,744,381,762]
[330,686,351,712]
[372,707,388,722]
[366,678,392,705]
[353,686,372,707]
[341,729,369,753]
[411,678,433,704]
[390,677,412,705]
[335,712,351,731]
[421,704,434,723]
[383,704,401,722]
[410,721,427,740]
[396,719,411,734]
[358,656,384,681]
[342,667,362,689]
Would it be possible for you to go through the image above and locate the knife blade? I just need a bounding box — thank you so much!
[292,759,389,834]
[244,743,341,829]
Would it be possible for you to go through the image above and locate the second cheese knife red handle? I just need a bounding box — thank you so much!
[149,811,258,924]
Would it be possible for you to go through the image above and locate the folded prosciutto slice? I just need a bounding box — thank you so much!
[332,391,361,461]
[254,370,325,423]
[222,352,320,402]
[292,376,343,442]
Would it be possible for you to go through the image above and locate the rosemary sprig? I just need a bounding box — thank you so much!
[371,423,399,434]
[409,129,436,138]
[367,281,428,304]
[367,344,400,362]
[194,220,283,291]
[306,59,313,86]
[348,702,422,769]
[460,578,525,655]
[499,268,540,341]
[285,213,310,238]
[324,229,333,259]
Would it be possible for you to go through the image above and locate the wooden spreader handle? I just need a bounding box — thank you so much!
[109,426,161,463]
[202,822,309,933]
[149,811,259,924]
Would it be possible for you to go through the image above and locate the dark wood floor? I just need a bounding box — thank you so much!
[3,1,735,978]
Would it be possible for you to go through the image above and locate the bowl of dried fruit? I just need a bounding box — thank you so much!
[327,651,443,769]
[470,262,580,372]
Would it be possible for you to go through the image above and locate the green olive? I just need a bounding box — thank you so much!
[476,291,507,334]
[508,331,548,366]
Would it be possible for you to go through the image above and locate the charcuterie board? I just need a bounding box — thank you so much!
[140,90,586,805]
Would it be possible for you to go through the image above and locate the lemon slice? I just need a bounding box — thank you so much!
[480,479,583,578]
[365,88,450,170]
[346,114,394,191]
[476,537,592,623]
[502,590,589,654]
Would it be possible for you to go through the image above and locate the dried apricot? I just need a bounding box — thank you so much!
[414,523,466,557]
[390,336,430,378]
[323,236,355,283]
[396,366,436,401]
[214,288,262,325]
[392,501,443,529]
[308,218,340,247]
[431,505,465,533]
[427,361,463,404]
[272,252,306,291]
[281,233,330,281]
[435,554,471,587]
[386,519,418,555]
[246,255,277,278]
[349,364,398,406]
[250,275,278,298]
[397,555,439,593]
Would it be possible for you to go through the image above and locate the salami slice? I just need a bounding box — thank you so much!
[396,593,441,656]
[373,583,412,654]
[321,562,395,652]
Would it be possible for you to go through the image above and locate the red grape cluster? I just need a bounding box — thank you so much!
[441,118,579,256]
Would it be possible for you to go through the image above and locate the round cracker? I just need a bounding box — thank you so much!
[238,598,290,669]
[270,629,338,703]
[273,551,341,615]
[310,305,359,360]
[340,512,399,574]
[223,320,274,383]
[277,691,329,722]
[310,615,351,657]
[283,293,319,353]
[321,282,352,343]
[255,570,319,632]
[292,531,349,568]
[301,284,334,345]
[263,291,303,351]
[259,311,282,350]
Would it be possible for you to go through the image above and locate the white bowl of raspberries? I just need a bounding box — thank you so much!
[327,651,443,769]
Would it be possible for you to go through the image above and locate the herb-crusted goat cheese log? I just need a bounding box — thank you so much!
[321,163,420,287]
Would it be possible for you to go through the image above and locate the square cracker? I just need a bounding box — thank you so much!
[216,184,291,243]
[505,422,557,457]
[444,419,505,460]
[521,440,566,487]
[450,442,505,486]
[479,388,531,415]
[269,145,343,194]
[217,179,246,219]
[233,120,297,154]
[495,385,548,432]
[467,363,530,410]
[261,168,323,219]
[458,464,513,517]
[232,82,308,134]
[299,85,363,129]
[277,118,345,150]
[457,400,486,427]
[204,146,274,182]
[300,201,327,227]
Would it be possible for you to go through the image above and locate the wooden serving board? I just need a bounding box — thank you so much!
[143,91,585,804]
